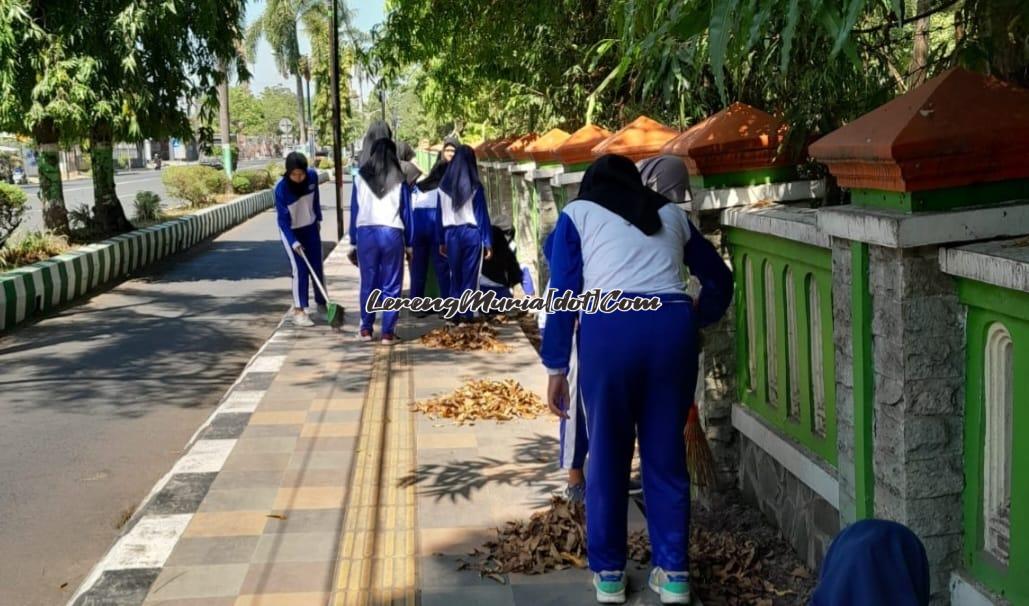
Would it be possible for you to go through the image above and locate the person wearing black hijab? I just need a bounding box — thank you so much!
[275,152,325,327]
[539,154,733,604]
[434,144,493,323]
[348,136,412,345]
[407,142,456,305]
[396,141,422,186]
[358,119,393,167]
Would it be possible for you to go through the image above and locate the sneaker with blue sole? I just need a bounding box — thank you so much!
[593,570,626,604]
[649,568,690,604]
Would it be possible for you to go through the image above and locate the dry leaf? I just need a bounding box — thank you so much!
[266,514,288,520]
[420,324,511,352]
[413,379,544,424]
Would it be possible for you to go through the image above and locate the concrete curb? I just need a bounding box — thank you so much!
[0,189,274,334]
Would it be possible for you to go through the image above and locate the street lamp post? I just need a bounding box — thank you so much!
[329,0,345,242]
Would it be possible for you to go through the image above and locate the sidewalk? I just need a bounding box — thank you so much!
[71,245,679,606]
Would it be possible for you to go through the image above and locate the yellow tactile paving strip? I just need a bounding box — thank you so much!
[331,343,418,605]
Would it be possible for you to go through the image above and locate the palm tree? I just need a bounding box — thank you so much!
[246,0,326,146]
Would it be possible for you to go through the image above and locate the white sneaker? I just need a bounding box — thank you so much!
[593,570,626,604]
[291,309,314,327]
[648,568,690,604]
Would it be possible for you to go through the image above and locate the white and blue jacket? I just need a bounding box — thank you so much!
[274,168,322,246]
[410,186,440,245]
[348,175,413,246]
[540,200,734,372]
[434,186,493,248]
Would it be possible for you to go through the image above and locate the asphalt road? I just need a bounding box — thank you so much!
[16,159,272,233]
[0,180,348,606]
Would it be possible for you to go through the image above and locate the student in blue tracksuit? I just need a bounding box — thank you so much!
[408,144,454,305]
[349,135,412,345]
[436,144,492,324]
[541,154,733,605]
[276,152,325,327]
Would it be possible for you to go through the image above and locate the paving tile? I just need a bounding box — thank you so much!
[417,527,495,556]
[250,532,339,563]
[231,437,299,454]
[416,432,478,449]
[299,422,359,438]
[508,567,591,586]
[184,512,268,538]
[510,582,597,606]
[273,486,345,510]
[197,487,279,513]
[249,412,308,426]
[233,593,329,606]
[146,598,236,606]
[416,494,497,529]
[255,399,315,412]
[238,561,336,594]
[144,473,218,516]
[208,470,286,492]
[303,409,362,424]
[73,568,161,606]
[237,372,278,392]
[146,565,249,601]
[308,397,364,412]
[278,469,349,488]
[293,436,356,453]
[419,585,515,606]
[260,508,344,535]
[236,424,305,439]
[198,413,253,440]
[419,555,509,588]
[221,452,293,473]
[286,449,353,471]
[164,536,260,567]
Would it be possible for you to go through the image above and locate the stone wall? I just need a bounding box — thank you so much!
[868,244,966,603]
[739,433,840,570]
[831,241,857,524]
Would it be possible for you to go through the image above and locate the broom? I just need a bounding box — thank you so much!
[296,248,345,331]
[686,350,717,489]
[685,404,716,489]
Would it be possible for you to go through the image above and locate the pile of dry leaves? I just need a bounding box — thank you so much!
[413,379,544,424]
[419,324,511,352]
[458,493,814,605]
[460,497,587,578]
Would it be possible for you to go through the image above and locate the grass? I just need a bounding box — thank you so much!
[0,231,70,271]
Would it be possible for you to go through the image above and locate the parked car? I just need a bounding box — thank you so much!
[199,157,223,171]
[11,166,26,185]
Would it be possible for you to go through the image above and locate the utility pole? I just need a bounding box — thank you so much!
[330,0,345,242]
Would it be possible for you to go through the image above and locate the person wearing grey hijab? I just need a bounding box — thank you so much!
[637,155,692,204]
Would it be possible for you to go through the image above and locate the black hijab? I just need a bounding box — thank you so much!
[284,152,309,196]
[637,154,692,203]
[396,142,422,186]
[359,120,392,167]
[416,136,461,192]
[439,145,482,209]
[577,154,671,236]
[359,138,405,198]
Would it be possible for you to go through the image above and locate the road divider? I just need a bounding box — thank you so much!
[0,189,274,333]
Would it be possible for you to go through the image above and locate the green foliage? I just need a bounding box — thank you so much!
[162,166,227,208]
[0,230,69,271]
[231,174,253,194]
[237,169,273,191]
[266,161,286,180]
[0,182,27,248]
[259,86,303,136]
[133,191,162,223]
[229,86,267,136]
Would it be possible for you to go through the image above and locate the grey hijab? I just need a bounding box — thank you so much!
[637,155,692,203]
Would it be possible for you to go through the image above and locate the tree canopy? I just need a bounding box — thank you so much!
[371,0,1028,144]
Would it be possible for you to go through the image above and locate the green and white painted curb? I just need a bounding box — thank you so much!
[0,189,274,333]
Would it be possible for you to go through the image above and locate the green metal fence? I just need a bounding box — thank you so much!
[959,278,1029,604]
[727,227,838,467]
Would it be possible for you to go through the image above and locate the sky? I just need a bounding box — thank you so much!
[245,0,385,93]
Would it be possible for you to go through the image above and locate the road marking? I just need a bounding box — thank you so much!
[170,439,237,475]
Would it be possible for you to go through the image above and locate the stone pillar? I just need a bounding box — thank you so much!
[529,166,563,287]
[509,162,538,288]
